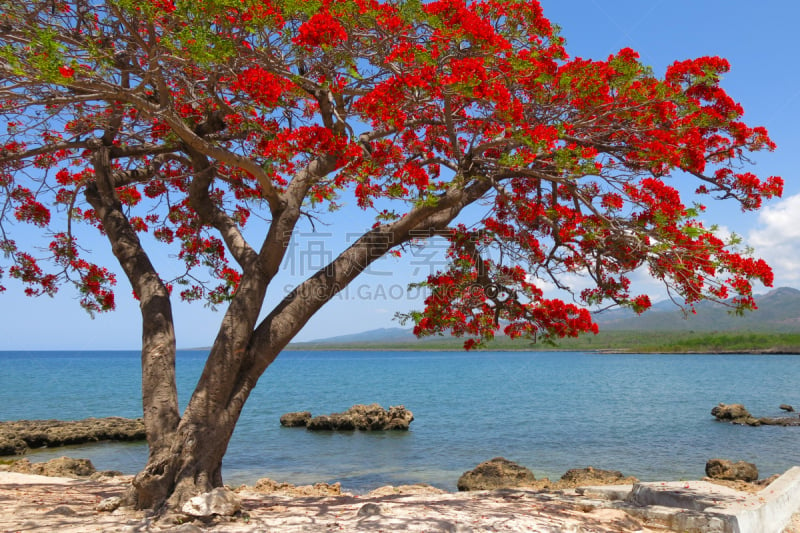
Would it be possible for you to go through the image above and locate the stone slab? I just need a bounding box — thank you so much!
[625,467,800,533]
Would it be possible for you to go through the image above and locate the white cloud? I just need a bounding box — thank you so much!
[525,273,554,291]
[747,193,800,286]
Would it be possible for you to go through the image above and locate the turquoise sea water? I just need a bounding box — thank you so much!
[1,350,798,492]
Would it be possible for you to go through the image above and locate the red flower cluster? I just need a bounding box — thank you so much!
[11,186,50,227]
[231,67,294,108]
[293,10,348,50]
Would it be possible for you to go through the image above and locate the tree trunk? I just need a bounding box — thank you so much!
[129,263,276,510]
[130,337,274,511]
[131,402,239,510]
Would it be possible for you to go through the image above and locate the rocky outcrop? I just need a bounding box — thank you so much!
[457,457,538,491]
[711,403,800,426]
[705,459,758,482]
[251,477,345,497]
[7,457,96,478]
[279,411,312,427]
[558,467,638,488]
[0,417,146,455]
[711,403,754,423]
[458,459,639,492]
[282,404,414,431]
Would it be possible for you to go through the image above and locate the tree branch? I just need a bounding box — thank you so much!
[186,150,259,270]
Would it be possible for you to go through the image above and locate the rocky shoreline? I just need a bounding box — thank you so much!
[1,457,799,532]
[0,417,145,455]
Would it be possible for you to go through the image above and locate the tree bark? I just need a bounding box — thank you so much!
[86,145,181,509]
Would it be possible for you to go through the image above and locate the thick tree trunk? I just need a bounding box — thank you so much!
[128,257,278,510]
[131,336,276,511]
[86,146,182,510]
[131,401,240,510]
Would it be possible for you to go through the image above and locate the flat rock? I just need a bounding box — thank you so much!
[9,457,96,478]
[367,484,448,497]
[711,402,800,426]
[288,404,414,431]
[0,417,145,455]
[251,477,345,496]
[558,466,639,488]
[181,487,241,518]
[279,411,312,427]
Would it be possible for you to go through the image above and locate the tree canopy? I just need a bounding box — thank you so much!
[0,0,783,509]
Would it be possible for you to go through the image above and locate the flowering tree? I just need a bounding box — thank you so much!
[0,0,782,510]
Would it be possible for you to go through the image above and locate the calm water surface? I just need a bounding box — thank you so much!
[1,350,798,491]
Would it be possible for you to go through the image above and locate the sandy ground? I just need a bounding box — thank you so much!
[0,472,656,532]
[1,472,798,532]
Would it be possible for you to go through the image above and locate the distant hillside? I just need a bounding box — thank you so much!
[298,327,417,345]
[288,287,800,351]
[593,287,800,332]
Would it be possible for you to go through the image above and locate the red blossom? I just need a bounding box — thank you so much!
[231,68,294,108]
[293,10,348,49]
[0,0,783,343]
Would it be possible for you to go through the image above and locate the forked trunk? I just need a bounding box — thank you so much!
[130,412,234,510]
[130,317,274,511]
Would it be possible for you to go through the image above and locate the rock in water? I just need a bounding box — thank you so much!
[279,411,312,427]
[711,403,753,421]
[181,487,241,518]
[0,436,27,456]
[306,414,339,430]
[711,402,800,426]
[301,404,414,431]
[457,457,537,491]
[385,405,415,430]
[780,404,795,412]
[0,417,145,456]
[705,458,758,482]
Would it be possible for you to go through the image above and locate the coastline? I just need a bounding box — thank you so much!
[284,345,800,354]
[1,469,799,532]
[0,471,652,532]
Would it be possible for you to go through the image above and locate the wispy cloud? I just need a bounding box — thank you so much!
[748,193,800,286]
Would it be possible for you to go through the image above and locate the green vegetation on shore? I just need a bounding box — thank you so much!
[290,288,800,353]
[288,330,800,353]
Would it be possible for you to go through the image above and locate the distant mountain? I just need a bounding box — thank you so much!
[593,287,800,332]
[297,327,417,345]
[290,287,800,348]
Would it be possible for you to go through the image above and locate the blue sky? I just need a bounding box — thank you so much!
[2,1,799,349]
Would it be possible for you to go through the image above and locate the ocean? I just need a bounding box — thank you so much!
[1,349,798,492]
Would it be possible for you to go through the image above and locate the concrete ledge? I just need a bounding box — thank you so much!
[625,467,800,532]
[723,466,800,533]
[628,480,746,511]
